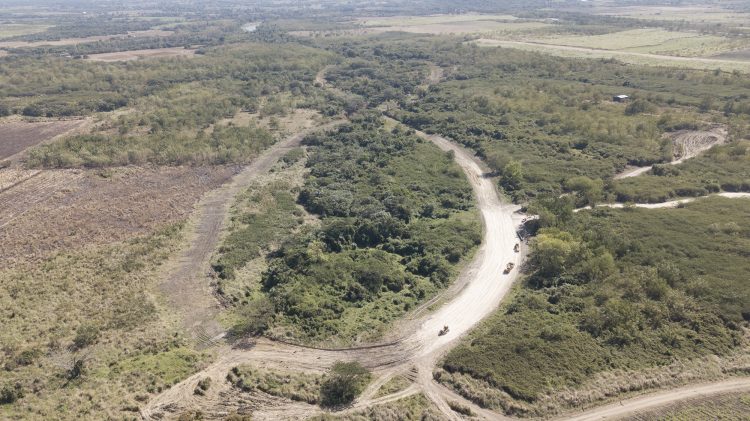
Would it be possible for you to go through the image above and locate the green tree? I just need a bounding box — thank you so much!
[565,176,603,207]
[530,229,579,277]
[500,160,523,191]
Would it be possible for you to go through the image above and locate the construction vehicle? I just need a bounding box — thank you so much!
[504,262,515,274]
[439,325,449,336]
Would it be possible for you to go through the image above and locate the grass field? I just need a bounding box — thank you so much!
[533,28,746,58]
[0,224,212,420]
[474,39,750,73]
[356,14,550,35]
[311,394,437,420]
[595,5,750,28]
[0,24,51,39]
[84,47,197,62]
[357,14,518,27]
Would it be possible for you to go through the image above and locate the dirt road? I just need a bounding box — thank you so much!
[615,127,727,179]
[560,378,750,421]
[405,128,525,357]
[159,120,345,344]
[576,192,750,212]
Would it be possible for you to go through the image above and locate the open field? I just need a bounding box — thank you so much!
[0,165,235,264]
[0,119,88,161]
[357,14,518,27]
[594,5,750,28]
[0,24,51,39]
[532,28,746,58]
[84,46,197,62]
[474,39,750,73]
[0,29,173,49]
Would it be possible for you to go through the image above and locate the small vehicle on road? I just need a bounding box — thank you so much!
[514,243,520,253]
[439,325,449,336]
[504,262,515,274]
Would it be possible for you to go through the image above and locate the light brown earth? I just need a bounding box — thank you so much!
[0,118,88,161]
[0,166,235,265]
[0,29,173,49]
[85,47,197,62]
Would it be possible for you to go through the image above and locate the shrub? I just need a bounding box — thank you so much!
[73,324,100,349]
[194,377,212,396]
[0,383,24,405]
[319,361,371,407]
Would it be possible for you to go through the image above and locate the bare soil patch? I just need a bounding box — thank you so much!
[0,29,173,49]
[0,165,235,265]
[0,119,87,160]
[85,46,196,62]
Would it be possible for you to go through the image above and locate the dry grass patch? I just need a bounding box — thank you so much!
[0,165,235,264]
[0,224,211,420]
[84,47,197,62]
[0,29,173,49]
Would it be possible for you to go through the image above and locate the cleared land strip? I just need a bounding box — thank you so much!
[474,39,750,72]
[158,120,346,345]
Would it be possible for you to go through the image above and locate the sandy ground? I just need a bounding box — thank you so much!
[615,127,727,179]
[85,47,196,62]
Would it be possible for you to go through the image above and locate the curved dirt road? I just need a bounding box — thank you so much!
[561,378,750,421]
[404,127,525,358]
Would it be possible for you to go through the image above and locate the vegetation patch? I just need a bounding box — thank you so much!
[311,393,436,421]
[613,141,750,202]
[253,113,480,344]
[374,374,412,398]
[228,365,323,405]
[441,197,750,415]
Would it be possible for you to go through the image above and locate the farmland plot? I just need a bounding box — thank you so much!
[0,119,87,160]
